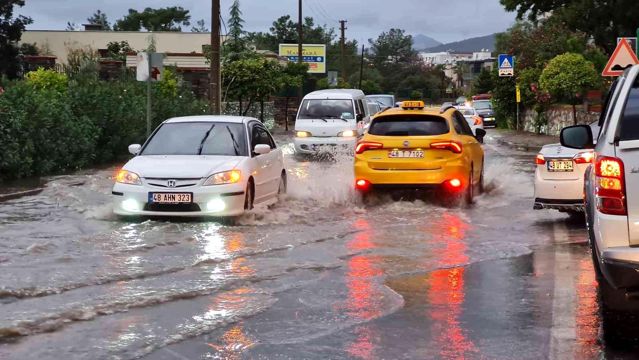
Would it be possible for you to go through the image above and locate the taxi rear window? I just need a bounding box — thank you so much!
[368,115,449,136]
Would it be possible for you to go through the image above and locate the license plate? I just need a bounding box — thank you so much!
[388,150,424,158]
[547,160,574,172]
[312,144,337,151]
[148,193,193,204]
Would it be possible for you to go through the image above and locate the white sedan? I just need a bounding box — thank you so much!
[533,122,599,213]
[112,116,286,217]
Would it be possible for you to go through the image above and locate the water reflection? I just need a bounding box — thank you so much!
[426,211,478,359]
[574,258,599,358]
[344,218,382,359]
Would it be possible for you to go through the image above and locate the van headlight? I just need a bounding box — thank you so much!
[204,170,241,186]
[296,131,312,138]
[338,130,357,137]
[115,170,142,185]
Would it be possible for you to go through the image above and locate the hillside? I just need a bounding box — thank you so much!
[424,33,497,53]
[412,34,442,50]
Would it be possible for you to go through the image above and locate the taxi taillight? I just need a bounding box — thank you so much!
[430,141,462,154]
[595,156,626,216]
[355,141,383,154]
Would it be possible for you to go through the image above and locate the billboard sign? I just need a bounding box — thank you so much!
[279,44,326,74]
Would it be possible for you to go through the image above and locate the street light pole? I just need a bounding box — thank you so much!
[297,0,304,101]
[210,0,221,115]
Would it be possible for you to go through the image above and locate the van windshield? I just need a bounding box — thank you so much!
[298,99,355,120]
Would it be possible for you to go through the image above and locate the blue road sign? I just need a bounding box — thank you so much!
[498,54,514,77]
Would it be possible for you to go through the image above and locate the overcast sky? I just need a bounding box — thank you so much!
[19,0,516,44]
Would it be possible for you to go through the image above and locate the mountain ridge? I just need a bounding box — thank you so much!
[424,33,497,53]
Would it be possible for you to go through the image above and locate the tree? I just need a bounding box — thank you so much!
[66,22,79,31]
[539,53,601,124]
[106,41,133,62]
[500,0,639,54]
[87,10,110,30]
[224,0,248,60]
[114,7,191,32]
[191,19,208,32]
[367,29,420,93]
[472,68,494,95]
[0,0,32,79]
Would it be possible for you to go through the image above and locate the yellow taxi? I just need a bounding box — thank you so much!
[354,101,486,203]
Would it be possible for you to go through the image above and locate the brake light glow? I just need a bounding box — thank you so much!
[573,152,594,164]
[594,156,626,216]
[449,178,462,188]
[535,154,546,165]
[430,141,463,154]
[355,179,371,191]
[355,141,383,154]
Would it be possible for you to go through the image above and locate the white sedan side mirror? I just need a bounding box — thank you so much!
[128,144,142,155]
[254,144,271,155]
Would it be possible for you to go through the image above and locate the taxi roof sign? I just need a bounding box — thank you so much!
[401,101,425,109]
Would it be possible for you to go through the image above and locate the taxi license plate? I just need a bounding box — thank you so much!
[149,193,193,204]
[547,160,573,172]
[388,150,424,158]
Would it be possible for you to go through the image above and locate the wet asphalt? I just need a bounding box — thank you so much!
[1,131,639,359]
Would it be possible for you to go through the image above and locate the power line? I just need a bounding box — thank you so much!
[312,0,338,23]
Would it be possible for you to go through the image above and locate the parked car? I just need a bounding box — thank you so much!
[560,65,639,343]
[112,116,286,218]
[472,100,496,128]
[294,89,370,156]
[365,94,396,109]
[455,106,484,136]
[533,121,600,213]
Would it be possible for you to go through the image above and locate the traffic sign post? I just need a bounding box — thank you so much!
[516,85,521,131]
[498,54,514,77]
[137,52,165,136]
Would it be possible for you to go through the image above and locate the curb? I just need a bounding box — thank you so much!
[0,188,44,202]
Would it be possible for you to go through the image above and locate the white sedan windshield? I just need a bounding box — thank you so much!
[142,122,248,156]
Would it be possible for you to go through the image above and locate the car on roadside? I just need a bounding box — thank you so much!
[112,116,286,218]
[354,101,486,204]
[366,94,395,109]
[533,122,599,214]
[559,65,639,344]
[472,99,496,128]
[455,106,484,136]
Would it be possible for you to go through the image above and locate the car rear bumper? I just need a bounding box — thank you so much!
[112,183,246,217]
[354,162,469,187]
[294,137,356,154]
[600,248,639,289]
[533,198,584,211]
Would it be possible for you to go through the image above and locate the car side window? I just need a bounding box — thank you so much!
[453,112,474,136]
[619,77,639,141]
[599,79,623,141]
[252,125,274,150]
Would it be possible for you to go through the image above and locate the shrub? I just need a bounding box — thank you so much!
[25,68,68,92]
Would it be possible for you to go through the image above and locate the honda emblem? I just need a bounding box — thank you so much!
[167,180,177,188]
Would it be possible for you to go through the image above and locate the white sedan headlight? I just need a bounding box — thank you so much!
[204,170,242,186]
[115,170,142,185]
[338,130,357,137]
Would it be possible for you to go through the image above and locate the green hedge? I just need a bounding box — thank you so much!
[0,72,208,181]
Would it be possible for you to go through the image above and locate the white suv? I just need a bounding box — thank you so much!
[560,65,639,344]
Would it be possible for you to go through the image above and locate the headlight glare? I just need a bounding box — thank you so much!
[115,170,142,185]
[339,130,357,137]
[204,170,242,186]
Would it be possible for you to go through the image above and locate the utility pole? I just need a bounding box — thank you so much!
[210,0,221,115]
[358,44,365,89]
[339,20,347,83]
[297,0,304,101]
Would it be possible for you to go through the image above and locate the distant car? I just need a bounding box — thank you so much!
[455,96,467,105]
[366,101,382,116]
[455,106,484,136]
[366,94,395,109]
[112,116,286,218]
[472,100,496,128]
[533,122,599,213]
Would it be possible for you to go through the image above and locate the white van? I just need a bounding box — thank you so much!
[294,89,370,155]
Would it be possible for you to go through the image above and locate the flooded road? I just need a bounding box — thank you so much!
[0,132,635,359]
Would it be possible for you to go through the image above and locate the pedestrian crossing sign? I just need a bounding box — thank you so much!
[498,54,515,77]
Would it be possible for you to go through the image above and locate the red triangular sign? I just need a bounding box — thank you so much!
[603,38,639,77]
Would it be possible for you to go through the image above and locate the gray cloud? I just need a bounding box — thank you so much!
[19,0,516,44]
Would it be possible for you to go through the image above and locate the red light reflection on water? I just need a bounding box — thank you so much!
[574,258,600,357]
[426,212,478,359]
